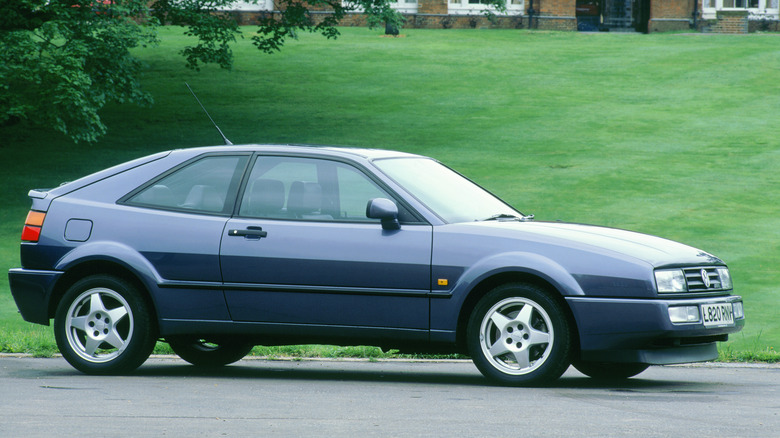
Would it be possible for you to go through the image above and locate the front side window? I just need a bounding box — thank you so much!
[126,155,247,214]
[239,156,414,222]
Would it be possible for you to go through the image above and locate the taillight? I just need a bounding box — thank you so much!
[21,211,46,242]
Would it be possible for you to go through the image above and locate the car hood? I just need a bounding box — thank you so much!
[457,220,724,268]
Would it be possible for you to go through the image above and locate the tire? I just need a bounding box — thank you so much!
[167,336,254,367]
[467,283,572,386]
[54,275,156,375]
[572,361,649,380]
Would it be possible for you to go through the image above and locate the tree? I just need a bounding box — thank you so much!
[1,0,157,143]
[1,0,502,143]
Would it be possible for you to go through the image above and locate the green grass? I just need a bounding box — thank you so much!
[2,27,779,361]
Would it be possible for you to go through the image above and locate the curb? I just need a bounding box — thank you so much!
[1,353,778,368]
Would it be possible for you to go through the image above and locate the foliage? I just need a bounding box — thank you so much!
[719,331,780,363]
[363,1,406,35]
[1,0,506,143]
[150,0,240,70]
[719,347,779,363]
[0,0,157,143]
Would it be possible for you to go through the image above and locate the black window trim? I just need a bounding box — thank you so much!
[233,152,430,225]
[118,152,252,217]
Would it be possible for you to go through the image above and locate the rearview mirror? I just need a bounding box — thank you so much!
[366,198,400,230]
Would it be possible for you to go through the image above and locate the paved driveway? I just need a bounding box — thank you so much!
[1,356,777,437]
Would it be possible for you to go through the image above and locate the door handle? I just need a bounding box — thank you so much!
[228,227,268,238]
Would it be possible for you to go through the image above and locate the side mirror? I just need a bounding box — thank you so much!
[366,198,401,230]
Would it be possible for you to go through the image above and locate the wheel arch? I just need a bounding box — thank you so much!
[454,271,581,355]
[48,259,160,336]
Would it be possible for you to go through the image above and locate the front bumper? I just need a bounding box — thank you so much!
[566,294,745,364]
[8,268,63,326]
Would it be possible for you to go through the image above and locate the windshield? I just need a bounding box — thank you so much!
[373,157,521,223]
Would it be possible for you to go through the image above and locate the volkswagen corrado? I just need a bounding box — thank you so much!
[8,145,745,385]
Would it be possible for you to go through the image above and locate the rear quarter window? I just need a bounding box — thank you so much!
[122,155,248,214]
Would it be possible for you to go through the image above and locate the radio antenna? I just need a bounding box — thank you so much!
[185,82,233,146]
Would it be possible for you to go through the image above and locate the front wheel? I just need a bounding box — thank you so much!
[167,337,254,367]
[467,283,572,386]
[54,275,156,375]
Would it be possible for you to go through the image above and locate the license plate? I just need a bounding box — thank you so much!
[701,303,734,327]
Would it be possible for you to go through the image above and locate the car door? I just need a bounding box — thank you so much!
[220,155,433,335]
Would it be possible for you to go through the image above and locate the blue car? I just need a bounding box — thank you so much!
[8,145,745,385]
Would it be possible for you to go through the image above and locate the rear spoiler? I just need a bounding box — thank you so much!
[28,189,50,199]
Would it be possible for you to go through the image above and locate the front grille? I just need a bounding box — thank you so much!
[683,267,725,291]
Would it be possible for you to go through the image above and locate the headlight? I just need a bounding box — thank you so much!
[716,267,733,290]
[655,269,687,293]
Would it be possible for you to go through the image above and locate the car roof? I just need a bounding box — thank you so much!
[32,145,426,208]
[174,144,424,161]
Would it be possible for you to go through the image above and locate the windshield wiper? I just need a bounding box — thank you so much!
[482,213,535,222]
[484,214,518,221]
[483,213,534,222]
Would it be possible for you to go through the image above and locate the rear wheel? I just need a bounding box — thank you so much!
[54,275,156,375]
[467,283,571,386]
[573,361,649,380]
[168,336,254,367]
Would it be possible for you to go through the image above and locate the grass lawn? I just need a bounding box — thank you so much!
[1,27,778,360]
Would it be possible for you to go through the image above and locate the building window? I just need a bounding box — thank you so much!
[224,1,274,11]
[389,0,418,13]
[702,0,779,19]
[448,0,524,15]
[341,0,418,13]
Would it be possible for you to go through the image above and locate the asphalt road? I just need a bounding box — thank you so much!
[1,356,778,437]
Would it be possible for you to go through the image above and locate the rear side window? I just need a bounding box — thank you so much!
[124,155,248,214]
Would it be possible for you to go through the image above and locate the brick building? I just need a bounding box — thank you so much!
[227,0,779,33]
